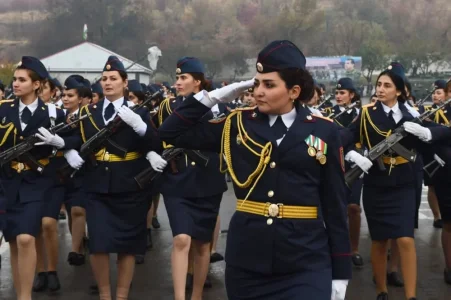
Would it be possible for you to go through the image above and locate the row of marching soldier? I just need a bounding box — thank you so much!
[0,39,451,300]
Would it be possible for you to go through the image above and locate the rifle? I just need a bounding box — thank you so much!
[314,94,333,110]
[134,147,210,189]
[329,101,360,120]
[58,90,163,179]
[0,114,90,172]
[345,98,451,186]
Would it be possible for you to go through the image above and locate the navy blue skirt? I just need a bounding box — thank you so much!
[65,186,87,212]
[86,191,151,255]
[363,185,416,240]
[225,264,332,300]
[348,177,363,205]
[164,193,222,242]
[42,185,65,220]
[435,182,451,222]
[3,201,43,242]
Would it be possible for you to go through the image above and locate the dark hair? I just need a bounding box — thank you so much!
[191,73,213,92]
[346,58,355,64]
[377,70,407,102]
[130,91,146,103]
[42,78,57,98]
[93,92,104,99]
[278,68,315,102]
[78,86,92,99]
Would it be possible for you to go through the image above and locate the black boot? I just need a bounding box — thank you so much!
[32,272,48,292]
[47,271,61,292]
[387,272,404,287]
[135,255,145,264]
[68,252,86,266]
[152,217,161,229]
[376,292,388,300]
[351,253,364,267]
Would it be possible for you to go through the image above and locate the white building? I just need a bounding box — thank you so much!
[40,42,153,84]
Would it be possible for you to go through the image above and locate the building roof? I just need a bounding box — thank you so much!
[40,42,151,74]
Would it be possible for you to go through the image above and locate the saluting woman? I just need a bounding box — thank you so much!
[0,56,66,300]
[151,57,227,300]
[37,56,162,300]
[155,40,352,300]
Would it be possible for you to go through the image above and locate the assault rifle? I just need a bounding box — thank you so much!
[0,114,90,172]
[345,98,451,186]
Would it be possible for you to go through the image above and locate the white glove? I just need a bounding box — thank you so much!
[345,150,373,174]
[209,79,254,103]
[34,127,65,149]
[196,79,255,108]
[146,151,167,172]
[331,280,348,300]
[64,149,85,169]
[116,106,147,136]
[403,121,432,142]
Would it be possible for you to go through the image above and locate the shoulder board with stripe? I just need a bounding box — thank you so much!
[312,114,333,122]
[208,116,227,123]
[362,103,375,108]
[232,106,256,112]
[0,99,14,104]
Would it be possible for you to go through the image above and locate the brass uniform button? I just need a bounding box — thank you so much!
[268,190,274,198]
[191,161,196,166]
[270,162,276,168]
[267,218,273,225]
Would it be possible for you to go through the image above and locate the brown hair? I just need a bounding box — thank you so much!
[42,78,57,98]
[446,80,451,95]
[191,73,213,92]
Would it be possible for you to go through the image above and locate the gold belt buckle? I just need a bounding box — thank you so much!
[266,203,283,218]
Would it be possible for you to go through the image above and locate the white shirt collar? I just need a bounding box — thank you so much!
[104,97,125,110]
[380,101,400,115]
[268,107,297,128]
[19,98,39,113]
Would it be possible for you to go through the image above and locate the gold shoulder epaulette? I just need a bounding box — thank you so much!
[0,99,14,104]
[232,106,256,112]
[312,114,333,122]
[208,116,227,123]
[362,103,375,108]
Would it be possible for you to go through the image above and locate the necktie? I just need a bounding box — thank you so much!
[271,116,287,140]
[104,103,115,121]
[21,107,32,124]
[388,110,397,127]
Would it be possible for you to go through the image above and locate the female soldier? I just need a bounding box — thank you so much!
[331,77,364,268]
[37,55,161,300]
[423,80,448,229]
[127,80,145,105]
[428,80,451,284]
[156,40,351,300]
[342,62,433,300]
[32,77,70,292]
[151,57,227,300]
[0,56,66,300]
[91,81,104,104]
[61,77,89,267]
[39,78,57,104]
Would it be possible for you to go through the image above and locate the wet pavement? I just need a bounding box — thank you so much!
[0,184,450,300]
